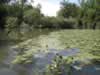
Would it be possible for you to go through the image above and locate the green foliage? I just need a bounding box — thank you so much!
[0,0,99,30]
[5,17,18,33]
[46,55,73,75]
[4,17,21,39]
[7,5,22,17]
[40,17,77,29]
[24,8,41,26]
[41,17,60,29]
[60,18,77,29]
[78,0,100,29]
[0,4,8,29]
[58,0,79,18]
[57,0,100,29]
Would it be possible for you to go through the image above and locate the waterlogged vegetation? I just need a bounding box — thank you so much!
[4,29,98,75]
[46,55,74,75]
[58,30,100,63]
[0,29,100,75]
[12,30,100,65]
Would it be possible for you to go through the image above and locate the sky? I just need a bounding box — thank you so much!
[29,0,78,16]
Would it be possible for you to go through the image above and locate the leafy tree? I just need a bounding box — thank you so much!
[58,0,79,18]
[78,0,100,29]
[16,0,27,24]
[57,0,80,29]
[24,7,42,28]
[0,0,11,29]
[5,17,18,34]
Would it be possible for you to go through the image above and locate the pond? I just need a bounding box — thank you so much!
[0,29,100,75]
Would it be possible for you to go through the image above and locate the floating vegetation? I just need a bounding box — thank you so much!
[12,50,34,64]
[46,55,74,75]
[12,30,100,65]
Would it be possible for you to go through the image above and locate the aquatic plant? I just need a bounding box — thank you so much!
[12,30,100,65]
[46,54,74,75]
[12,50,34,64]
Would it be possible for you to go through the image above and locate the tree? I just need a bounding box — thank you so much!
[24,8,42,27]
[0,0,11,29]
[78,0,100,29]
[16,0,27,24]
[58,0,79,18]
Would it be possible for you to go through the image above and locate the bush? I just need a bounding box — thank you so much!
[24,9,41,27]
[40,17,77,29]
[5,17,21,39]
[40,17,55,29]
[5,17,18,33]
[58,18,77,29]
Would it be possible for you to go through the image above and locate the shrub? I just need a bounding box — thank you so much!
[5,17,22,39]
[58,18,77,29]
[5,17,18,32]
[24,9,41,27]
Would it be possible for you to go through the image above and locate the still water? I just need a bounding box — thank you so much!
[0,29,100,75]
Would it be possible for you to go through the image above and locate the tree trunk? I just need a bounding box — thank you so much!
[93,22,96,30]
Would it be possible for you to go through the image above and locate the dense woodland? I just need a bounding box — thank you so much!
[0,0,100,39]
